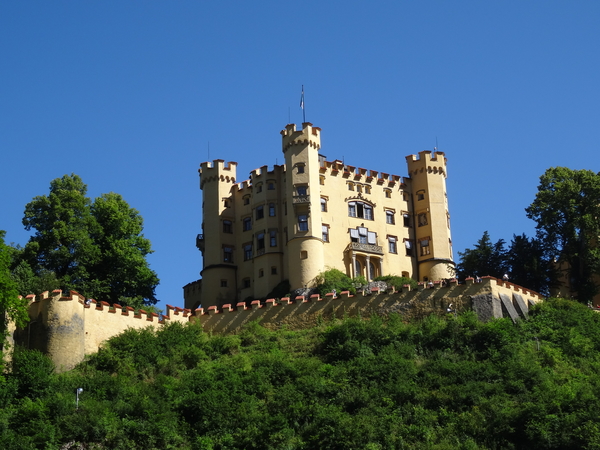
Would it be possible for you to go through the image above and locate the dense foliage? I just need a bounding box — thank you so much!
[2,299,600,449]
[457,231,551,295]
[0,231,28,357]
[16,174,159,307]
[526,167,600,302]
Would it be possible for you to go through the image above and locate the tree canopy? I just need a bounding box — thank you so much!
[18,174,158,307]
[0,230,29,355]
[526,167,600,302]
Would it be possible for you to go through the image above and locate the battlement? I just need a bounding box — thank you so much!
[281,122,321,152]
[13,290,191,372]
[191,277,542,335]
[405,151,447,177]
[320,159,405,186]
[199,160,238,189]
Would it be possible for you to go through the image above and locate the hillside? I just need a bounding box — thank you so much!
[2,298,600,449]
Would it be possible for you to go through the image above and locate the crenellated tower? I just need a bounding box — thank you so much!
[406,151,455,281]
[281,123,325,290]
[198,159,238,307]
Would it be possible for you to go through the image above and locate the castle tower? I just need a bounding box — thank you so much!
[198,160,238,308]
[281,123,325,290]
[406,151,455,281]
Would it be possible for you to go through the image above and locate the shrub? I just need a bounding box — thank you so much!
[315,268,356,295]
[374,275,418,291]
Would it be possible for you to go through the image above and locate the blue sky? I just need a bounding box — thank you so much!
[2,1,599,310]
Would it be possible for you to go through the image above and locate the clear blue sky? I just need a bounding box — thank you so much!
[2,1,599,310]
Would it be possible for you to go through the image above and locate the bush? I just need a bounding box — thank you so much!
[315,268,357,295]
[374,275,418,291]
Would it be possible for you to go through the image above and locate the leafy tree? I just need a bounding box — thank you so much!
[20,174,158,307]
[507,233,551,294]
[22,174,98,291]
[88,192,158,306]
[0,231,29,351]
[374,275,418,290]
[526,167,600,302]
[456,231,508,279]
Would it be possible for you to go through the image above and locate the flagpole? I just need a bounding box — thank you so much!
[300,85,306,123]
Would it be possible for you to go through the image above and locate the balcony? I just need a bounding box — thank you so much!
[346,242,383,255]
[292,195,311,204]
[196,234,204,252]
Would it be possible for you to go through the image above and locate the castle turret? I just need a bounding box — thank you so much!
[281,123,325,290]
[198,160,238,307]
[406,151,455,281]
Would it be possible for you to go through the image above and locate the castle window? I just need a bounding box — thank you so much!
[405,240,413,256]
[403,214,411,227]
[365,186,371,194]
[321,197,327,212]
[418,213,428,227]
[223,199,231,208]
[402,271,409,278]
[243,278,251,289]
[357,185,362,193]
[223,246,233,263]
[388,236,397,254]
[296,186,307,196]
[297,165,305,174]
[244,243,253,261]
[417,190,425,201]
[320,176,325,185]
[257,233,265,250]
[419,239,431,256]
[301,250,308,259]
[350,227,376,244]
[256,205,264,220]
[284,202,287,215]
[271,266,277,275]
[270,230,277,247]
[269,203,276,217]
[268,182,275,190]
[322,224,329,242]
[348,182,354,191]
[223,220,233,233]
[348,201,373,220]
[243,217,252,231]
[256,184,263,193]
[220,279,228,288]
[298,214,308,231]
[385,189,392,198]
[402,192,409,201]
[447,212,450,228]
[385,210,395,225]
[243,196,250,205]
[259,269,264,278]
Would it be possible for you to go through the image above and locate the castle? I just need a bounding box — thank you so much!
[5,122,545,372]
[184,122,455,310]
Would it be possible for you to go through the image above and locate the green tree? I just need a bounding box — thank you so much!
[88,192,158,306]
[21,175,158,307]
[526,167,600,302]
[456,231,508,279]
[0,231,29,352]
[22,174,98,291]
[507,233,551,295]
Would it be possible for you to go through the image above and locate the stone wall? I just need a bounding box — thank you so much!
[193,276,542,334]
[11,290,191,372]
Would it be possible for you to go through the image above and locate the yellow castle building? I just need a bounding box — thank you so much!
[184,122,455,310]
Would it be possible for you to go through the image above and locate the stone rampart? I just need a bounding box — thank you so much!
[12,290,191,372]
[193,277,542,334]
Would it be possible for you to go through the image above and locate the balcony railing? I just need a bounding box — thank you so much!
[292,195,311,204]
[346,242,383,255]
